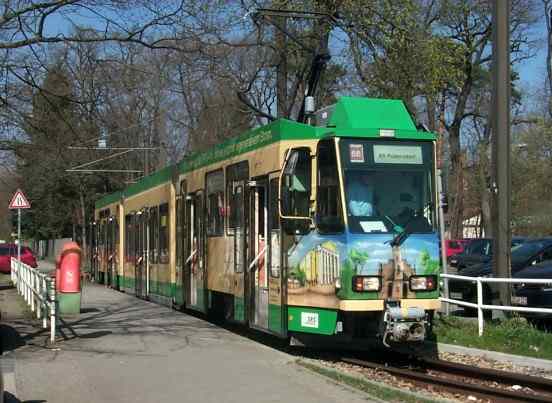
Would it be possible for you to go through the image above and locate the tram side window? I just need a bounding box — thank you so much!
[206,169,224,236]
[269,178,281,278]
[226,161,249,232]
[159,203,169,264]
[149,207,158,264]
[316,140,344,233]
[114,219,119,247]
[98,223,104,247]
[125,214,133,262]
[176,198,182,268]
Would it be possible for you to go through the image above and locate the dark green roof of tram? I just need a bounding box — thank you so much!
[95,97,436,209]
[95,191,122,210]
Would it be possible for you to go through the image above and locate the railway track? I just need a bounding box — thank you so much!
[342,356,552,402]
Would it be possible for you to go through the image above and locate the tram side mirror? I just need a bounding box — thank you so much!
[280,147,312,235]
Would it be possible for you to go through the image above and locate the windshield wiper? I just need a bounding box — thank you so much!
[382,216,409,247]
[385,215,416,247]
[384,215,404,234]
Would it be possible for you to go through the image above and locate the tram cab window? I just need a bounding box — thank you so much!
[316,140,344,233]
[159,203,169,264]
[340,140,435,234]
[149,207,158,263]
[206,169,224,236]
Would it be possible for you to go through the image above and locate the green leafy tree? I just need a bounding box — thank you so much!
[419,249,440,275]
[338,248,369,298]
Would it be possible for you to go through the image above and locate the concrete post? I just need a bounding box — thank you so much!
[491,0,512,307]
[49,279,56,345]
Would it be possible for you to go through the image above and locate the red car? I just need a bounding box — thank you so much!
[445,239,470,258]
[0,244,38,273]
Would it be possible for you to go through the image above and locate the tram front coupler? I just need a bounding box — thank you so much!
[382,306,427,347]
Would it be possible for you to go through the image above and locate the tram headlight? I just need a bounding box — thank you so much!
[409,275,438,291]
[352,276,381,292]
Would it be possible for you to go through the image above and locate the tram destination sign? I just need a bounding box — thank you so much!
[373,145,423,165]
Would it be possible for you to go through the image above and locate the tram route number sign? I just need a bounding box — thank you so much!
[9,189,31,209]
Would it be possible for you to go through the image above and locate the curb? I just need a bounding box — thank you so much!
[438,343,552,371]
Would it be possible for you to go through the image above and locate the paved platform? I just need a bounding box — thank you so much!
[2,284,375,403]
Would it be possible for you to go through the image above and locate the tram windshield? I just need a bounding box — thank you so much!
[340,139,436,234]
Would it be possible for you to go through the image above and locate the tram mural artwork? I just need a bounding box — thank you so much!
[287,233,440,308]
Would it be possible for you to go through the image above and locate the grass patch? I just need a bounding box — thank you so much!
[0,273,12,283]
[435,315,552,360]
[296,360,438,403]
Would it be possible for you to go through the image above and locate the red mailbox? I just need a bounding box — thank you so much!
[57,242,82,293]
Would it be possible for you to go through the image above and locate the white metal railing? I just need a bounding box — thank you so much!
[440,273,552,336]
[10,258,56,344]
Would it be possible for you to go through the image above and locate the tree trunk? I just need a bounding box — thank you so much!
[448,123,464,239]
[426,96,437,132]
[478,144,493,238]
[545,1,552,118]
[276,18,288,119]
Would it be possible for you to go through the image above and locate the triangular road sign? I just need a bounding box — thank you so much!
[9,189,31,209]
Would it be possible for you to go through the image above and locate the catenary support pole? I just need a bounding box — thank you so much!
[491,0,512,307]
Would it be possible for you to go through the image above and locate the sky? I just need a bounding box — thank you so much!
[517,21,547,90]
[43,3,550,101]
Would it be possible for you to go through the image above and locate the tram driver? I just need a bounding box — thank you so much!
[348,172,376,217]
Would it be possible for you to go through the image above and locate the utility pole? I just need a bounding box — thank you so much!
[491,0,512,307]
[275,16,288,118]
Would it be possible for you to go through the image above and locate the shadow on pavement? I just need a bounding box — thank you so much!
[4,391,46,403]
[0,324,25,354]
[79,308,100,314]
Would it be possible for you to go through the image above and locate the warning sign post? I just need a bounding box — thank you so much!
[9,189,31,265]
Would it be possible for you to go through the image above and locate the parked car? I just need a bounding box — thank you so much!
[448,238,552,308]
[445,239,470,258]
[448,236,526,270]
[512,262,552,328]
[0,244,38,273]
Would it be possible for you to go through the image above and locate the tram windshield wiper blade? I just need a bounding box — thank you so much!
[384,215,413,248]
[390,228,411,247]
[383,216,407,247]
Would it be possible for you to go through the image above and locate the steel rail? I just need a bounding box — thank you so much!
[342,357,552,403]
[421,358,552,394]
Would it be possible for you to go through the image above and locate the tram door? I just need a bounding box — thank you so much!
[185,192,207,312]
[134,210,149,299]
[107,217,117,289]
[91,223,99,282]
[249,178,269,330]
[111,218,118,289]
[233,179,247,322]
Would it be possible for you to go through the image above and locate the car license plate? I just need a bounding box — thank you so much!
[512,296,527,306]
[450,292,463,299]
